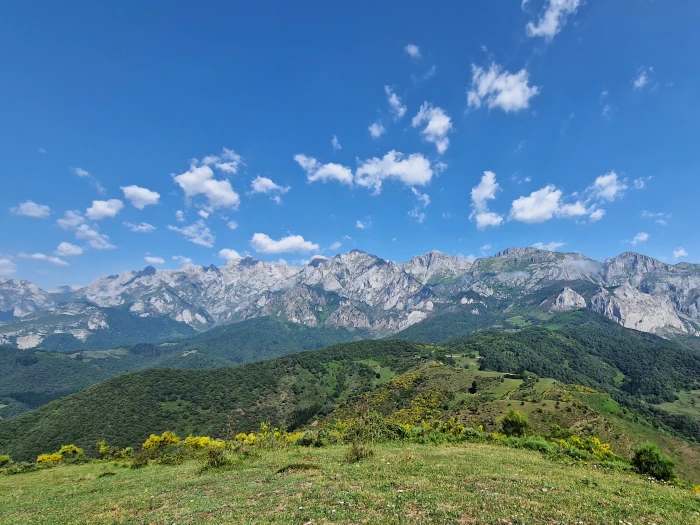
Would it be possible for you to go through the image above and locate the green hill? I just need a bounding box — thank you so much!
[0,317,364,420]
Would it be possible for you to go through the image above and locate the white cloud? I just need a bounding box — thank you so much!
[57,210,85,229]
[589,171,628,201]
[532,241,565,251]
[86,199,124,220]
[250,233,319,254]
[173,164,240,209]
[175,210,185,222]
[201,147,244,174]
[589,209,606,222]
[11,201,51,218]
[355,150,434,194]
[631,232,649,246]
[368,121,386,139]
[294,154,353,185]
[556,201,588,218]
[172,255,192,265]
[329,241,342,251]
[0,258,17,275]
[404,44,421,58]
[469,171,504,229]
[332,135,342,151]
[250,175,290,203]
[632,67,653,90]
[411,187,430,207]
[19,252,68,266]
[673,247,688,260]
[641,211,670,226]
[75,224,115,250]
[411,102,453,154]
[121,185,160,209]
[73,167,106,194]
[385,86,407,120]
[227,220,238,230]
[55,242,83,257]
[218,248,242,261]
[633,176,652,190]
[123,222,156,233]
[467,63,540,113]
[167,220,215,248]
[510,185,562,224]
[356,220,370,230]
[526,0,581,41]
[408,208,426,224]
[198,210,210,219]
[144,256,165,265]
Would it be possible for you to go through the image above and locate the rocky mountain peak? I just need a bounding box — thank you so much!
[494,247,541,258]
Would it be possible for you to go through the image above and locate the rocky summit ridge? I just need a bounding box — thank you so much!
[1,248,699,348]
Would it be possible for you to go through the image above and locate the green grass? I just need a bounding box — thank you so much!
[657,390,700,419]
[1,443,698,524]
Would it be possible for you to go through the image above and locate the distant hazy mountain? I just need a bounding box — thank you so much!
[1,247,699,349]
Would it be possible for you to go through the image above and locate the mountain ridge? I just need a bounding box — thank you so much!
[1,247,699,349]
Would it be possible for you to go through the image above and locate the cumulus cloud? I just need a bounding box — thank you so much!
[355,150,433,194]
[200,147,244,174]
[227,220,238,230]
[532,241,565,252]
[469,171,504,229]
[467,63,540,113]
[589,209,606,222]
[631,232,649,246]
[57,210,85,230]
[75,224,115,250]
[250,233,319,254]
[556,201,588,218]
[385,86,407,120]
[86,199,124,220]
[589,171,628,201]
[510,185,563,224]
[144,256,165,265]
[172,255,192,265]
[175,210,185,222]
[11,200,51,218]
[173,164,240,209]
[250,175,290,203]
[19,252,68,266]
[329,241,342,251]
[411,102,453,154]
[218,248,242,261]
[332,135,342,151]
[167,220,215,248]
[121,185,160,209]
[355,220,371,230]
[55,242,83,257]
[198,210,210,219]
[673,247,688,260]
[411,187,430,207]
[368,121,386,139]
[641,210,670,226]
[123,222,156,233]
[294,154,353,185]
[74,168,90,177]
[404,44,421,58]
[0,258,17,275]
[632,67,654,90]
[526,0,581,41]
[633,176,652,190]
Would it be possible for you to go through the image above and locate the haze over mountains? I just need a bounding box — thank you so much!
[1,247,699,350]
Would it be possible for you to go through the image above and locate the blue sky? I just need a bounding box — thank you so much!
[1,0,699,288]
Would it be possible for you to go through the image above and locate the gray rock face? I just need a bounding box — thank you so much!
[550,287,587,311]
[2,247,700,348]
[589,284,696,335]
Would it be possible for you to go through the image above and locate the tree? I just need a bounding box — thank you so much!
[501,409,529,437]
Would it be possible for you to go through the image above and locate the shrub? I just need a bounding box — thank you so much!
[202,446,232,469]
[0,455,11,468]
[632,443,676,481]
[130,453,149,469]
[345,442,374,464]
[501,409,529,437]
[4,462,37,475]
[58,444,85,464]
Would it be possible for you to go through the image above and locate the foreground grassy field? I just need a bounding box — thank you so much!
[2,443,698,524]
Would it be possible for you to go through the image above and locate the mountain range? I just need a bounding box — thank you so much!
[2,247,699,350]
